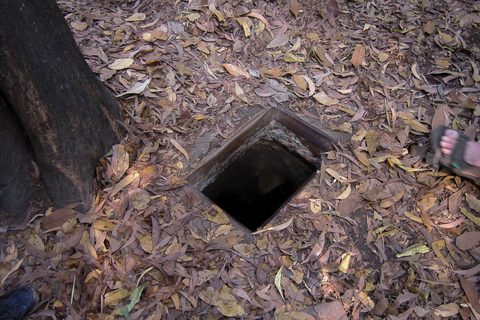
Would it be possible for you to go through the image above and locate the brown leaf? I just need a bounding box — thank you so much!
[129,189,151,210]
[104,288,131,305]
[404,119,430,133]
[353,149,370,167]
[456,232,480,251]
[313,92,339,106]
[459,276,480,314]
[312,301,348,320]
[302,232,325,264]
[466,193,480,212]
[327,0,340,18]
[0,258,24,286]
[140,235,154,253]
[125,13,146,22]
[437,217,465,229]
[378,52,389,62]
[140,164,159,185]
[246,12,272,31]
[337,191,361,216]
[421,214,433,231]
[365,130,381,155]
[60,224,86,250]
[419,195,436,214]
[170,138,190,162]
[431,105,450,129]
[231,287,252,304]
[424,20,435,34]
[434,303,459,317]
[312,47,334,67]
[293,74,307,91]
[235,16,253,37]
[449,187,466,214]
[93,218,116,231]
[42,207,78,230]
[151,28,168,41]
[71,21,88,31]
[21,224,85,258]
[379,186,405,208]
[256,261,268,285]
[282,311,316,320]
[262,68,283,78]
[267,33,290,49]
[455,264,480,276]
[253,217,293,234]
[108,58,134,70]
[203,205,230,225]
[111,144,129,180]
[289,0,302,17]
[459,94,476,110]
[351,46,365,67]
[372,296,388,316]
[305,213,331,232]
[222,63,250,79]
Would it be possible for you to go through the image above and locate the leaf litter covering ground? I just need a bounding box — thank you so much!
[2,0,480,318]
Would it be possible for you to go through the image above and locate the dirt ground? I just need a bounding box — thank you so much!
[2,0,480,319]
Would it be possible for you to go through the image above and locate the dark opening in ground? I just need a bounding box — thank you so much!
[201,139,316,231]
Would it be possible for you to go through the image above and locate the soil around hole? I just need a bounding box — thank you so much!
[202,139,316,231]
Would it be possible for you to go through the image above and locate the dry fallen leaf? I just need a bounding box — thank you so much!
[199,286,245,317]
[424,20,435,34]
[140,235,154,253]
[71,21,88,31]
[208,2,225,22]
[327,0,340,18]
[252,217,294,234]
[42,207,77,230]
[456,232,480,250]
[116,79,151,97]
[466,193,480,212]
[404,119,430,133]
[351,45,365,67]
[275,266,285,300]
[330,122,353,133]
[104,288,131,305]
[313,92,339,106]
[93,218,116,232]
[125,13,146,22]
[338,254,351,273]
[108,58,134,70]
[335,185,352,200]
[434,303,459,317]
[222,63,250,79]
[290,0,302,17]
[459,276,480,314]
[170,138,190,162]
[129,189,151,210]
[0,258,24,286]
[235,17,253,37]
[267,33,290,49]
[378,51,389,62]
[396,244,430,258]
[111,144,129,180]
[203,206,230,225]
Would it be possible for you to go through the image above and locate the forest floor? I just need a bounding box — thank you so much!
[3,0,480,319]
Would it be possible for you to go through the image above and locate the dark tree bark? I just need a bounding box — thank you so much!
[0,97,34,226]
[0,0,122,220]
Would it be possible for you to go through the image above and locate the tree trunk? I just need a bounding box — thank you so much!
[0,0,122,219]
[0,96,34,226]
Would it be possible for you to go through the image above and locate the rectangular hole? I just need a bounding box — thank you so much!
[187,108,336,232]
